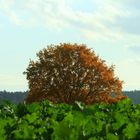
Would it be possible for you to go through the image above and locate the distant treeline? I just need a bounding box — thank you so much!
[0,90,140,104]
[123,90,140,104]
[0,91,27,104]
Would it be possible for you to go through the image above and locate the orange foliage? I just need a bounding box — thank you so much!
[24,43,127,104]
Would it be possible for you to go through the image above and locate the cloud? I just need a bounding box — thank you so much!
[112,10,140,35]
[99,0,140,36]
[117,0,140,10]
[0,0,140,41]
[0,0,38,27]
[0,0,80,29]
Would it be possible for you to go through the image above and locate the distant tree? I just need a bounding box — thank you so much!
[123,90,140,104]
[0,91,27,104]
[24,43,127,104]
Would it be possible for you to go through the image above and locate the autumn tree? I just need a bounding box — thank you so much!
[24,43,127,104]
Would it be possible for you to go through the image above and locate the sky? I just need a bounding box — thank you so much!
[0,0,140,91]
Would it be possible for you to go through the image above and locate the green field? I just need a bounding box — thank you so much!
[0,98,140,140]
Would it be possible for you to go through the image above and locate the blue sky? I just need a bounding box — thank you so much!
[0,0,140,91]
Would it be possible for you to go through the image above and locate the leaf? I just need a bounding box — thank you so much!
[112,112,128,130]
[0,119,7,139]
[123,123,139,139]
[73,101,85,111]
[52,112,74,139]
[24,112,38,124]
[27,102,40,113]
[106,133,119,140]
[16,103,28,117]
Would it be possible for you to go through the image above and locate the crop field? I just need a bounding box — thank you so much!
[0,98,140,140]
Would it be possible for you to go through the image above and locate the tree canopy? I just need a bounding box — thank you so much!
[24,43,127,104]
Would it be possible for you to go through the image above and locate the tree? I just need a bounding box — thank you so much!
[24,43,127,104]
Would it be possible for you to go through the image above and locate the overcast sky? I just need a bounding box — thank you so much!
[0,0,140,91]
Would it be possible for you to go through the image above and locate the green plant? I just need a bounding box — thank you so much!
[0,99,140,140]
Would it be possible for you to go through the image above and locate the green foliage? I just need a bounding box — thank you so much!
[0,99,140,140]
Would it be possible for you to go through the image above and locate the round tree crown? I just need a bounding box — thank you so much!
[24,43,127,104]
